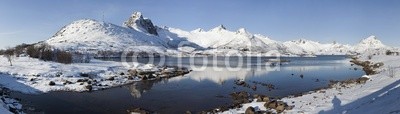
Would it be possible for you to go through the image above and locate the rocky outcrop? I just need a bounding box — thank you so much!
[124,12,158,36]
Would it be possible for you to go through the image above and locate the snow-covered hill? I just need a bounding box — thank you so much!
[44,11,395,56]
[352,36,390,54]
[46,19,168,54]
[283,39,352,55]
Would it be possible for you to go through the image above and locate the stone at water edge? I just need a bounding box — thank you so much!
[245,107,256,114]
[85,85,92,91]
[49,81,56,86]
[262,96,270,102]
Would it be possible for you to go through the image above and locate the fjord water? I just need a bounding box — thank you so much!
[12,56,364,114]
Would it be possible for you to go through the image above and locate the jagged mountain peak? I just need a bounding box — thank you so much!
[124,11,158,36]
[237,28,246,33]
[359,35,382,45]
[236,28,253,37]
[191,28,204,33]
[353,35,387,52]
[210,24,227,31]
[289,38,319,44]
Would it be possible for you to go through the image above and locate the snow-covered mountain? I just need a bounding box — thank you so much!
[353,35,389,53]
[164,25,284,53]
[283,39,352,55]
[46,19,168,54]
[44,11,394,56]
[123,12,158,36]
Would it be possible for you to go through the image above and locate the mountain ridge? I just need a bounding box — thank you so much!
[44,11,394,56]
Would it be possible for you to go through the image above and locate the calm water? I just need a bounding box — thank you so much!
[12,56,365,114]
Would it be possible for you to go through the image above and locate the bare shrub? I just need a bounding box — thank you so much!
[41,49,53,61]
[26,45,40,58]
[56,51,72,64]
[13,43,31,56]
[4,48,15,66]
[0,49,4,55]
[386,50,392,55]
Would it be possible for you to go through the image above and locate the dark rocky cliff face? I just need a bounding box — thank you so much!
[124,12,158,36]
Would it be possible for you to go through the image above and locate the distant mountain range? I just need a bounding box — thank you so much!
[44,12,394,57]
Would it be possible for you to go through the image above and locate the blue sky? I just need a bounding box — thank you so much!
[1,0,400,49]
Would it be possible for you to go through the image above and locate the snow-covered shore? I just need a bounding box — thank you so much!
[0,55,191,114]
[0,56,190,94]
[223,55,400,114]
[0,87,23,114]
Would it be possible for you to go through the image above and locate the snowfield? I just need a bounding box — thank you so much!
[223,55,400,114]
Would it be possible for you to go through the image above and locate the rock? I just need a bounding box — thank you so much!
[120,72,125,75]
[141,76,148,80]
[80,73,89,77]
[265,100,277,109]
[66,80,73,84]
[264,100,289,113]
[277,101,287,112]
[48,81,56,86]
[300,74,304,78]
[373,62,384,68]
[127,107,151,114]
[276,105,285,113]
[63,80,73,85]
[230,91,250,105]
[235,80,246,86]
[124,12,158,36]
[185,111,192,114]
[262,96,270,102]
[251,85,257,91]
[245,107,256,114]
[128,69,138,76]
[77,78,89,82]
[253,94,260,98]
[107,77,115,81]
[85,85,92,91]
[256,96,263,102]
[357,77,369,83]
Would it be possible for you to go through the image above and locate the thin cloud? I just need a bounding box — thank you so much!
[0,31,22,35]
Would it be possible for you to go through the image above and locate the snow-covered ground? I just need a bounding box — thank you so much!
[223,55,400,114]
[0,56,189,94]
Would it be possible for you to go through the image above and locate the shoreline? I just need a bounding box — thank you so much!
[222,54,399,113]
